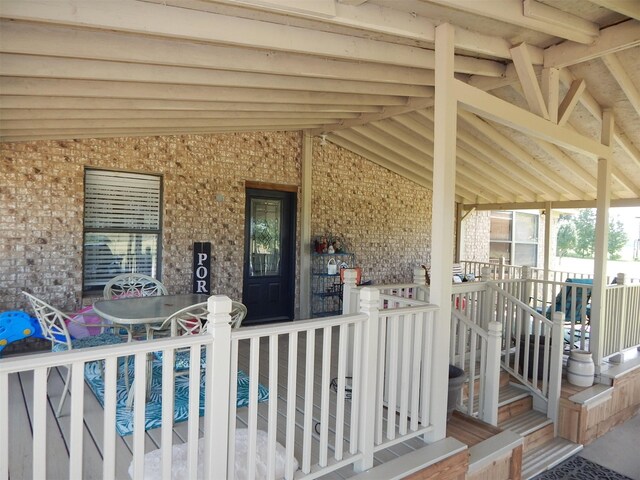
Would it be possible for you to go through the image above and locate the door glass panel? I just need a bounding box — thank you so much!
[249,198,281,277]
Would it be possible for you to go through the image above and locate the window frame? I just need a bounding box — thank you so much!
[82,167,163,294]
[490,210,539,267]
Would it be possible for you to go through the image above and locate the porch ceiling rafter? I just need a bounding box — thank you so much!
[453,123,550,195]
[463,197,640,211]
[0,0,505,76]
[584,0,640,22]
[151,0,523,62]
[455,80,611,159]
[0,53,434,98]
[0,20,433,87]
[456,109,590,200]
[421,0,599,44]
[601,53,640,117]
[544,19,640,68]
[0,96,383,114]
[0,77,407,106]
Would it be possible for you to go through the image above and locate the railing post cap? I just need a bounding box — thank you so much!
[343,269,358,281]
[551,311,565,324]
[360,286,379,302]
[207,295,233,314]
[616,272,626,285]
[488,321,502,334]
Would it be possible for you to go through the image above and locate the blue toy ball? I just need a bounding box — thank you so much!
[0,310,43,356]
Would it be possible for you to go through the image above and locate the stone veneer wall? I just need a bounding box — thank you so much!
[1,132,302,314]
[462,210,491,262]
[311,140,431,284]
[0,132,433,322]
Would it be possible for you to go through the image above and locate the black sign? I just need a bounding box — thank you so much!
[193,242,211,294]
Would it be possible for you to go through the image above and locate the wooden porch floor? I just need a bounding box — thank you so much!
[7,333,429,480]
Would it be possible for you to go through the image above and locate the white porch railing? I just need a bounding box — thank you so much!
[1,291,443,480]
[602,278,640,360]
[485,282,564,423]
[343,271,502,426]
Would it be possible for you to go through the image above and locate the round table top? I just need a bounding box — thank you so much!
[93,294,210,325]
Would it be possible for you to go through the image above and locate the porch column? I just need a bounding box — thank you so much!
[590,110,614,369]
[428,22,456,442]
[544,202,552,279]
[300,132,313,319]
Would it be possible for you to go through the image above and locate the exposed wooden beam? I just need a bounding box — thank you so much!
[422,0,598,44]
[523,0,599,38]
[0,53,433,98]
[0,20,432,86]
[557,79,586,126]
[542,67,560,123]
[544,19,640,68]
[455,80,610,159]
[418,109,553,199]
[0,0,504,76]
[0,77,406,106]
[463,198,640,210]
[601,53,640,117]
[457,109,589,200]
[0,96,381,113]
[585,0,640,21]
[161,0,520,62]
[0,109,361,121]
[510,43,549,119]
[307,97,434,134]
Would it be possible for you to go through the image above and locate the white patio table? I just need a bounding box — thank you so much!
[93,293,209,406]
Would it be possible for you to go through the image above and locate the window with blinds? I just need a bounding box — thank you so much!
[83,169,162,292]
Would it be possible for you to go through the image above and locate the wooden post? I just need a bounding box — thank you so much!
[428,21,457,443]
[590,110,614,370]
[342,269,359,315]
[544,202,552,279]
[413,267,428,302]
[203,295,233,479]
[483,321,502,426]
[299,132,313,319]
[355,287,379,472]
[617,273,628,360]
[547,312,565,430]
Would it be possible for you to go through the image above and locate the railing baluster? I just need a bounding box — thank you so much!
[410,314,423,432]
[399,314,412,435]
[247,337,260,480]
[32,367,48,480]
[266,335,278,480]
[0,372,7,480]
[187,346,201,480]
[334,324,347,460]
[319,326,332,467]
[160,348,175,480]
[302,329,315,473]
[69,361,85,480]
[285,332,298,478]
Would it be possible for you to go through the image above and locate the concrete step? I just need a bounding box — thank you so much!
[522,437,583,479]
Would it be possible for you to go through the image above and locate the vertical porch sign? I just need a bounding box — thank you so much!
[193,242,211,294]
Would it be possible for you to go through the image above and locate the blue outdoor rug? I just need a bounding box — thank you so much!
[84,360,269,436]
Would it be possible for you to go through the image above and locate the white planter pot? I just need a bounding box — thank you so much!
[567,350,594,387]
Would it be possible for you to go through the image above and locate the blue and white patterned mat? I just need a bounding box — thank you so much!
[84,359,269,436]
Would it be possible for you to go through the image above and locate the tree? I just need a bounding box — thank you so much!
[555,209,629,260]
[556,222,576,260]
[573,209,596,258]
[608,218,628,260]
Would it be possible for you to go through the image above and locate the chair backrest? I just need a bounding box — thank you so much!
[22,291,72,348]
[103,273,168,299]
[158,300,248,335]
[553,278,592,321]
[230,301,248,329]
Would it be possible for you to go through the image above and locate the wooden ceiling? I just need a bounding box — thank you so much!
[1,0,639,207]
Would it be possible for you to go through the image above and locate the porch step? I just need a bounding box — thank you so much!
[499,410,551,437]
[522,437,583,479]
[469,383,532,416]
[498,384,531,407]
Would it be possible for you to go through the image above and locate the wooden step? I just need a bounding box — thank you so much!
[499,410,554,453]
[521,437,583,479]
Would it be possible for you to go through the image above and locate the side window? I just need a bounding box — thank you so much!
[83,169,162,293]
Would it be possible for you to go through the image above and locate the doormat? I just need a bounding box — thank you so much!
[533,455,634,480]
[84,360,269,436]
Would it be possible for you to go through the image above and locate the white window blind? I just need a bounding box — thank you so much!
[83,170,162,291]
[85,170,161,230]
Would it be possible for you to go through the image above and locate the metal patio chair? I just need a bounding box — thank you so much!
[22,291,124,417]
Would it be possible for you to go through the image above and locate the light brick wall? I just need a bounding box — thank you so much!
[311,140,432,284]
[1,132,433,319]
[462,210,491,261]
